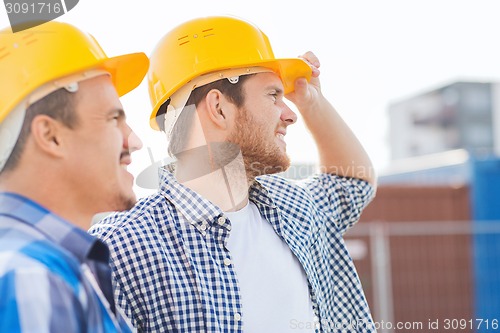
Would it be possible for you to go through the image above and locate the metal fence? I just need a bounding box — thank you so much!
[345,221,500,333]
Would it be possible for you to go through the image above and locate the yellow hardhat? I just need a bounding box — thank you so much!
[148,15,312,131]
[0,20,149,124]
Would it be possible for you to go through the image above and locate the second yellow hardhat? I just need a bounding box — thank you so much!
[148,15,312,131]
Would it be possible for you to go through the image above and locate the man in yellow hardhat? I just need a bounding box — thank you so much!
[0,21,148,332]
[91,16,377,332]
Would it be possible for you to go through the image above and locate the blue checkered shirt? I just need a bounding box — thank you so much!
[89,167,376,332]
[0,192,134,333]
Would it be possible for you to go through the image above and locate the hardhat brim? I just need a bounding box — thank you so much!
[97,52,149,97]
[149,57,311,131]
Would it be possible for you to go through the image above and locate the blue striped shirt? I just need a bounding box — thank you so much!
[0,192,134,333]
[89,167,376,332]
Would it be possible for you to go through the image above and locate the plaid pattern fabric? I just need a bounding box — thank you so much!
[89,167,376,332]
[0,192,134,333]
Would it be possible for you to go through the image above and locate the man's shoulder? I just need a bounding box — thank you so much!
[253,174,317,213]
[0,225,81,287]
[89,192,171,240]
[255,173,374,212]
[0,234,86,327]
[255,173,317,199]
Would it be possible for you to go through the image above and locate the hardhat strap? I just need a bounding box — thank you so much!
[0,102,26,172]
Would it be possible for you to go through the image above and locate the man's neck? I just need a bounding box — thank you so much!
[174,144,251,212]
[0,173,92,230]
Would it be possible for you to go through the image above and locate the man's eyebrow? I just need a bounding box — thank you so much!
[107,108,126,119]
[267,85,284,95]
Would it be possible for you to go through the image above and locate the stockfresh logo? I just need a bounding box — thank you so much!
[3,0,79,32]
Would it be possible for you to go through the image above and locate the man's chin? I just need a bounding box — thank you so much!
[113,192,137,212]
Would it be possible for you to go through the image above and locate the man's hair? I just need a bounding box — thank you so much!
[167,74,254,157]
[1,88,78,173]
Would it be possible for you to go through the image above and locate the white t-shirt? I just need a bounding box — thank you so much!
[225,201,315,332]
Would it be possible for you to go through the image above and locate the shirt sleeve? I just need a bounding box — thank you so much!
[298,174,375,234]
[0,267,84,333]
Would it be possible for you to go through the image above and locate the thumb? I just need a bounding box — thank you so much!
[293,77,309,96]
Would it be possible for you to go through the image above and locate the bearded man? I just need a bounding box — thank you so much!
[90,16,377,333]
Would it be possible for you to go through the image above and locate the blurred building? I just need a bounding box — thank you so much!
[388,81,500,160]
[350,81,500,332]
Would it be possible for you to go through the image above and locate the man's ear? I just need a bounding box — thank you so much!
[204,89,229,130]
[30,115,66,158]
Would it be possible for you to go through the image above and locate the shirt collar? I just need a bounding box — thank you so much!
[249,178,276,208]
[158,166,277,228]
[0,192,109,264]
[159,166,224,231]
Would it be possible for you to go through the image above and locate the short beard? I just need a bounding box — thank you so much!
[228,106,291,181]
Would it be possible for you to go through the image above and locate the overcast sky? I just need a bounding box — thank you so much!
[2,0,499,196]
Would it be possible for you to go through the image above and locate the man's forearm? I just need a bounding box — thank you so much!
[300,97,377,186]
